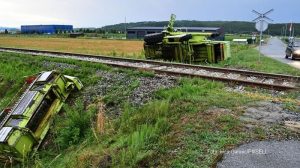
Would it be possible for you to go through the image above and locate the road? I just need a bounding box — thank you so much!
[217,140,300,168]
[259,37,300,70]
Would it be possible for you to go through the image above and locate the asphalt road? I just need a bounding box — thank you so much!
[259,37,300,70]
[217,141,300,168]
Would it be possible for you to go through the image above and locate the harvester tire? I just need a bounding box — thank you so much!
[179,34,193,42]
[144,33,164,44]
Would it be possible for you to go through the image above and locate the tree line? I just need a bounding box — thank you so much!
[98,20,299,36]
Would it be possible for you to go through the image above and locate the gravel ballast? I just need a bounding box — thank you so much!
[82,70,177,116]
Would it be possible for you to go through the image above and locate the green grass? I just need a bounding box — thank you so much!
[0,50,299,168]
[31,78,258,168]
[217,45,300,76]
[0,54,43,109]
[0,51,152,110]
[153,79,254,167]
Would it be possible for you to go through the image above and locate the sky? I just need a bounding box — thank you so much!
[0,0,299,28]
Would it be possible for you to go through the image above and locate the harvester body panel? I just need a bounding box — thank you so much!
[0,71,83,161]
[144,14,231,64]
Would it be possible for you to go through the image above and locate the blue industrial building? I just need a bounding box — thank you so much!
[21,25,73,34]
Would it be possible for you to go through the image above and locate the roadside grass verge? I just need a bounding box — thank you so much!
[217,45,300,76]
[33,78,260,168]
[0,51,299,167]
[154,79,253,167]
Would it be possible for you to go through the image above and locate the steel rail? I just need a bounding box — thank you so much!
[0,47,299,91]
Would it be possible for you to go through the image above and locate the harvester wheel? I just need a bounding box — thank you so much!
[179,34,192,42]
[144,33,164,44]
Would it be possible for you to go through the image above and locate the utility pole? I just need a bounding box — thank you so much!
[284,24,287,39]
[289,22,293,37]
[252,9,274,62]
[124,17,127,39]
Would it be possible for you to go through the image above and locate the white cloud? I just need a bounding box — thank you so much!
[0,0,298,27]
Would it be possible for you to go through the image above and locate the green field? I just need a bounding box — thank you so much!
[0,45,299,167]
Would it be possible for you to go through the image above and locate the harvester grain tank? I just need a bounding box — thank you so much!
[144,14,231,64]
[0,71,83,162]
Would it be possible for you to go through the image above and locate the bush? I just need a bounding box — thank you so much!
[54,100,97,149]
[117,101,169,134]
[111,101,171,167]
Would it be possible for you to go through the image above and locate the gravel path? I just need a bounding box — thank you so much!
[217,140,300,168]
[259,37,300,69]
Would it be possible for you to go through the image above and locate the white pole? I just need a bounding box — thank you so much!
[125,17,127,39]
[285,24,287,39]
[258,20,263,62]
[289,23,292,37]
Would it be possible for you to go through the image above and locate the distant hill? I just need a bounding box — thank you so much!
[102,21,300,36]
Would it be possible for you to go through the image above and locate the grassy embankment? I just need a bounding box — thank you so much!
[0,45,299,167]
[217,44,300,76]
[0,35,299,75]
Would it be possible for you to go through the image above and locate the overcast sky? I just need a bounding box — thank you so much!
[0,0,299,28]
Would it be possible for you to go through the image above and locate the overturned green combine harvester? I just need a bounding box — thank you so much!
[0,71,82,162]
[144,14,231,64]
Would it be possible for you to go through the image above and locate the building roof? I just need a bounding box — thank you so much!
[21,25,73,27]
[177,27,221,31]
[127,27,221,31]
[127,27,164,30]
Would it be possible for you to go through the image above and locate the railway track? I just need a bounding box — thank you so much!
[0,47,299,91]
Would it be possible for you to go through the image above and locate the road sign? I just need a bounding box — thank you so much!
[255,20,268,32]
[252,9,274,22]
[252,9,274,62]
